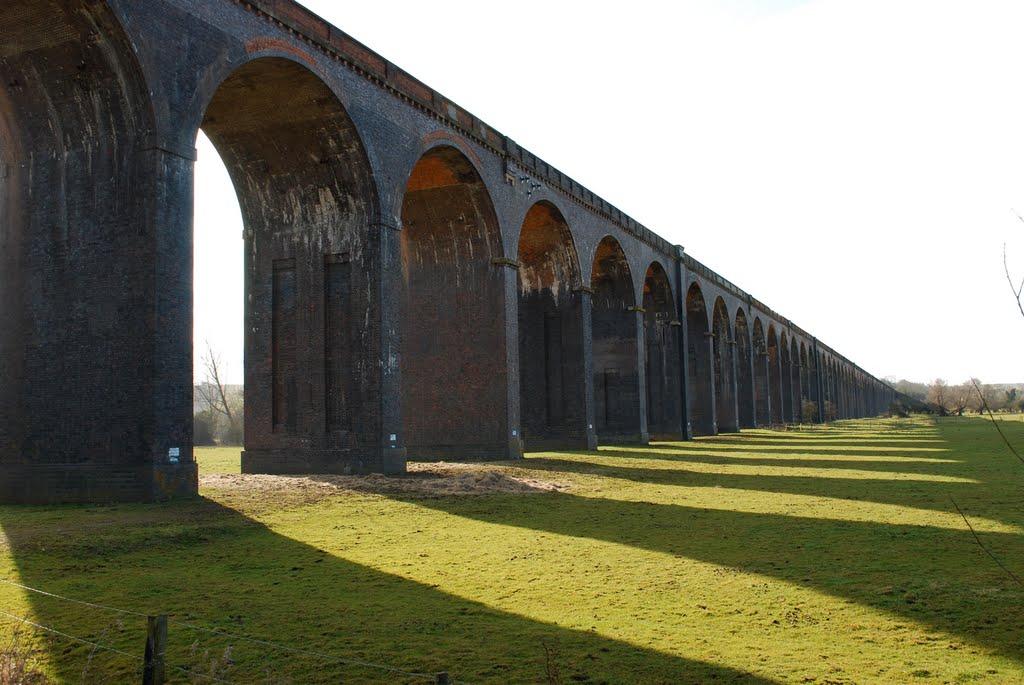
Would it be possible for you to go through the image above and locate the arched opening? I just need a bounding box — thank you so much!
[201,57,382,473]
[686,283,715,435]
[591,237,641,442]
[800,342,816,422]
[712,298,738,432]
[401,146,510,459]
[643,263,682,439]
[853,373,862,417]
[836,365,846,418]
[844,366,851,418]
[734,310,755,428]
[517,202,586,449]
[818,354,827,420]
[837,365,846,419]
[753,318,770,426]
[780,332,793,424]
[858,373,865,417]
[845,367,852,418]
[825,357,837,421]
[193,132,243,447]
[767,325,782,424]
[790,337,801,422]
[845,371,852,418]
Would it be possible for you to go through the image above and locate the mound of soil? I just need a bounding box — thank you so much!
[201,461,569,501]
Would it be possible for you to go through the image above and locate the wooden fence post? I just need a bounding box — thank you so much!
[143,614,167,685]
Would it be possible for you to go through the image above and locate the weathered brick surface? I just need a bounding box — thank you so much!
[591,238,643,443]
[712,298,739,433]
[0,462,197,504]
[0,0,895,503]
[686,284,716,436]
[734,310,756,428]
[643,264,683,440]
[516,202,590,450]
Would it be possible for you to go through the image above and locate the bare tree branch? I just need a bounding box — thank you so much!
[1008,210,1024,319]
[971,379,1024,467]
[1004,242,1024,321]
[197,341,233,424]
[950,497,1024,588]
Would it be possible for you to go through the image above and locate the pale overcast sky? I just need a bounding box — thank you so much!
[195,0,1024,385]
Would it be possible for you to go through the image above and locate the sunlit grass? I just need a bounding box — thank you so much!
[645,442,951,452]
[574,452,973,482]
[2,416,1023,683]
[194,446,242,475]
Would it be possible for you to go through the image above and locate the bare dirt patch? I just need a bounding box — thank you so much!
[201,461,569,506]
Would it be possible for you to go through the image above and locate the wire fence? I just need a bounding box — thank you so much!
[0,577,465,684]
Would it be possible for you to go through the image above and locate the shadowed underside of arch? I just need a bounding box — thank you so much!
[686,284,715,436]
[767,326,782,424]
[400,146,515,459]
[753,319,770,426]
[801,342,817,421]
[735,310,755,428]
[823,356,837,420]
[592,237,643,442]
[780,332,794,424]
[517,202,589,450]
[713,298,738,432]
[789,337,802,422]
[644,263,682,439]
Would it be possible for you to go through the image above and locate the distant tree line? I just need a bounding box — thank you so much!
[887,377,1024,417]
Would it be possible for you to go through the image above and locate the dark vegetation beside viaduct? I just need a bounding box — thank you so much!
[0,0,895,503]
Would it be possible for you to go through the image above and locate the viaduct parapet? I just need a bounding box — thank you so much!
[0,0,896,503]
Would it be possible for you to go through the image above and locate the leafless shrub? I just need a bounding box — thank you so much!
[0,625,52,685]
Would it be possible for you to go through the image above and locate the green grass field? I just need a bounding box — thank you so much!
[2,416,1023,683]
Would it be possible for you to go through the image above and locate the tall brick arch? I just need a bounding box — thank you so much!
[197,56,384,474]
[734,309,756,428]
[591,236,644,443]
[516,201,588,450]
[789,337,801,421]
[799,341,811,416]
[686,283,715,436]
[712,298,738,433]
[780,332,794,423]
[752,318,770,426]
[827,358,839,420]
[767,325,783,425]
[400,145,513,459]
[643,262,681,439]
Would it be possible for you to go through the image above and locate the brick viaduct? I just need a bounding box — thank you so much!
[0,0,896,503]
